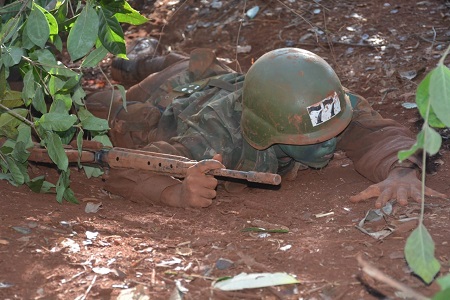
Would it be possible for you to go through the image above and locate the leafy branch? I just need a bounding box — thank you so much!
[0,0,147,202]
[397,43,450,296]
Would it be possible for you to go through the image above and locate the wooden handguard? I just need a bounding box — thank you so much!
[100,148,281,186]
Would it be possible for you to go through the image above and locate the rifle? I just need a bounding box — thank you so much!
[28,146,281,186]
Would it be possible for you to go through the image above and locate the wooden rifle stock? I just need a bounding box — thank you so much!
[29,147,281,186]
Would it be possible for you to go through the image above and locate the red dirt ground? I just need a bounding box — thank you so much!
[1,0,450,299]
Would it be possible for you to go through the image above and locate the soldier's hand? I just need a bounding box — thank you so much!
[180,154,224,208]
[350,167,448,208]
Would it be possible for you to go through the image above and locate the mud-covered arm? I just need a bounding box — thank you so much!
[336,91,421,182]
[336,91,448,207]
[104,169,182,205]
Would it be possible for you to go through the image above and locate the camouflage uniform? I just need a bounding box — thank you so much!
[86,49,419,204]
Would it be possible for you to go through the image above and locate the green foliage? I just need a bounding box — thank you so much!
[0,0,148,202]
[398,45,450,286]
[432,275,450,300]
[404,224,440,284]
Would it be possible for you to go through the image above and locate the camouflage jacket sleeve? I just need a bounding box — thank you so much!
[104,49,250,205]
[336,90,421,182]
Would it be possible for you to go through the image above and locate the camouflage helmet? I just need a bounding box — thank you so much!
[241,48,352,150]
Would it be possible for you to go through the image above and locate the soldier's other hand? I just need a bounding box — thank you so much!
[181,154,224,208]
[350,167,448,208]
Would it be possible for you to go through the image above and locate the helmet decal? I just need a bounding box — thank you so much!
[307,91,341,127]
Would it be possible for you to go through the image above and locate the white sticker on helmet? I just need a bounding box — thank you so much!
[307,91,341,127]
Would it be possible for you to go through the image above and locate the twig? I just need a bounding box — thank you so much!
[267,286,286,300]
[302,282,333,296]
[98,67,115,123]
[0,103,34,127]
[213,289,263,299]
[356,255,430,300]
[79,274,97,300]
[60,271,86,284]
[233,0,246,74]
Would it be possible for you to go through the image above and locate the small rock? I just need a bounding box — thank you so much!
[215,258,234,270]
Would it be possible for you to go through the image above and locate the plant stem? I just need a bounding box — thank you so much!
[98,67,115,123]
[438,44,450,65]
[0,103,34,127]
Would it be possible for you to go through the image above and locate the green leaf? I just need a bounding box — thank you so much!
[22,70,36,106]
[0,65,6,98]
[49,97,71,113]
[54,1,68,24]
[27,175,55,193]
[21,29,36,50]
[73,85,86,106]
[55,170,78,203]
[98,7,126,57]
[35,4,58,36]
[430,65,450,127]
[56,170,69,202]
[48,75,66,96]
[25,3,50,48]
[57,126,76,145]
[33,48,57,72]
[113,1,148,25]
[416,72,446,128]
[398,130,425,161]
[241,227,289,233]
[67,4,99,61]
[63,187,78,203]
[54,94,73,111]
[16,124,34,149]
[52,34,63,52]
[1,46,24,68]
[48,62,79,77]
[76,129,83,167]
[398,126,441,160]
[77,106,94,121]
[93,134,113,147]
[0,108,28,138]
[115,84,127,111]
[1,15,23,44]
[81,115,109,131]
[44,131,68,171]
[437,274,450,290]
[81,45,109,68]
[214,272,299,291]
[0,173,12,182]
[36,112,77,131]
[1,90,24,108]
[1,140,14,153]
[404,224,440,284]
[12,141,30,163]
[83,165,104,178]
[5,156,25,185]
[32,86,47,115]
[61,73,81,90]
[423,126,442,156]
[432,288,450,300]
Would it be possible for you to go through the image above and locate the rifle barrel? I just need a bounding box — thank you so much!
[102,148,281,185]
